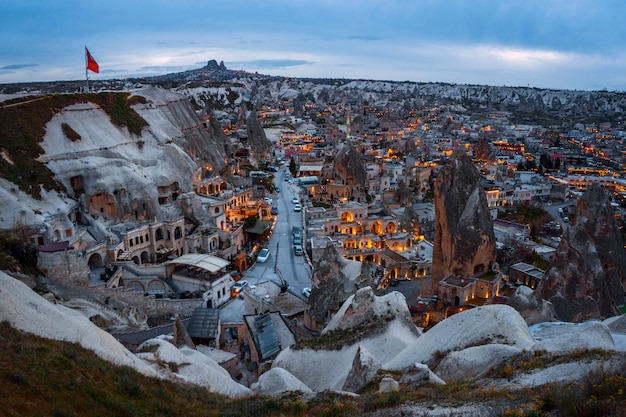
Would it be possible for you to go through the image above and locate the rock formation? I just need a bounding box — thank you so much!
[245,110,271,155]
[333,141,368,191]
[472,138,495,162]
[399,203,421,238]
[506,285,556,325]
[307,243,373,330]
[0,87,230,230]
[172,315,196,349]
[342,346,381,392]
[535,184,625,322]
[431,150,496,289]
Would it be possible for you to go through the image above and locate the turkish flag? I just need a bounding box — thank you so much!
[85,47,99,73]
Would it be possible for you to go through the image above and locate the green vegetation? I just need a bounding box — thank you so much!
[0,93,147,199]
[295,314,394,351]
[0,232,39,274]
[1,320,625,416]
[61,123,81,142]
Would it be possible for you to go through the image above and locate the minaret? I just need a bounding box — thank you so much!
[346,111,351,140]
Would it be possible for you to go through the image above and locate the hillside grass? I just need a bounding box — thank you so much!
[1,319,625,417]
[0,93,147,199]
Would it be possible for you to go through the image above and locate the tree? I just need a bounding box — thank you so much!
[289,157,298,177]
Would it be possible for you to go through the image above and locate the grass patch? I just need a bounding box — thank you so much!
[295,314,394,351]
[1,318,625,417]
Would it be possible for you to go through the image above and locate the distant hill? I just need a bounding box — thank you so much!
[3,60,626,125]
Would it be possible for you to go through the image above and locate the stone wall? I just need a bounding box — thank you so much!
[38,249,91,285]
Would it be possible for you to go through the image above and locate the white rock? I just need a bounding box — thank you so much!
[136,338,252,398]
[530,321,616,354]
[436,344,521,382]
[378,377,400,393]
[385,305,536,370]
[251,367,313,396]
[400,362,445,385]
[0,272,156,377]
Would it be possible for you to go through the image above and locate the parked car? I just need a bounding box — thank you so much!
[271,206,278,215]
[294,204,302,212]
[293,235,302,245]
[264,197,273,204]
[292,196,300,204]
[294,244,303,256]
[302,287,311,298]
[257,248,270,263]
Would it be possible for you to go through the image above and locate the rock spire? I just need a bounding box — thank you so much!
[536,183,625,322]
[431,150,496,289]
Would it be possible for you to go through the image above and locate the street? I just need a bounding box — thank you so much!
[240,167,312,297]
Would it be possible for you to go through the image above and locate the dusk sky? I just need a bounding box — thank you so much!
[1,0,625,92]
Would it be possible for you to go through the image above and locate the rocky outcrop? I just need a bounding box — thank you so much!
[274,288,422,392]
[536,184,625,322]
[0,87,231,229]
[507,285,557,325]
[384,305,536,371]
[307,243,373,328]
[431,150,496,288]
[341,346,381,392]
[333,142,368,190]
[172,315,196,349]
[472,138,495,162]
[245,110,271,155]
[251,367,313,396]
[399,203,421,238]
[436,344,520,382]
[574,184,626,298]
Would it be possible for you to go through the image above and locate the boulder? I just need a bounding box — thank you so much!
[378,377,400,393]
[251,367,313,396]
[507,285,557,325]
[136,338,252,398]
[531,321,616,354]
[342,346,382,392]
[436,344,521,382]
[400,362,445,386]
[384,305,535,370]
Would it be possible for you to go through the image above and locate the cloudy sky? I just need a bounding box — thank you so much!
[1,0,625,91]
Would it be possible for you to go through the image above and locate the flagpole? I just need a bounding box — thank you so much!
[85,46,89,93]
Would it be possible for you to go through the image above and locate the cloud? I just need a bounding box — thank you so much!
[0,64,38,70]
[346,35,382,41]
[228,59,313,70]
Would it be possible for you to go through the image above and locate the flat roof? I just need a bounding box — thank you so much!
[166,254,230,273]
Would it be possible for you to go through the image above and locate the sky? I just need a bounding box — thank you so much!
[1,0,626,92]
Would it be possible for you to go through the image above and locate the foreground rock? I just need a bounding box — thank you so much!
[136,338,252,398]
[384,304,535,370]
[251,367,313,396]
[0,272,156,377]
[275,288,421,392]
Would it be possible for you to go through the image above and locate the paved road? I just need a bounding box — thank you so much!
[542,200,574,232]
[241,168,312,297]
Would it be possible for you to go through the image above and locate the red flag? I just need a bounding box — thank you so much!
[85,47,99,73]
